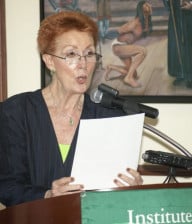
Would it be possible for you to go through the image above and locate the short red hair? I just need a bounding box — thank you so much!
[37,11,98,54]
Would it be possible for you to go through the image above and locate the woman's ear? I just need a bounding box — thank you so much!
[42,54,55,71]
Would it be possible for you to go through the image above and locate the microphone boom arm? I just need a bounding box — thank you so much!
[144,123,192,158]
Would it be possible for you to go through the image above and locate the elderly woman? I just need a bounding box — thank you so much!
[0,11,143,207]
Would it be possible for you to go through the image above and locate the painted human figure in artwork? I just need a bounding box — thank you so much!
[105,1,152,88]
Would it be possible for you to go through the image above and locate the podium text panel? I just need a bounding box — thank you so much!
[81,187,192,224]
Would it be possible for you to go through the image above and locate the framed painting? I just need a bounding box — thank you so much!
[40,0,192,103]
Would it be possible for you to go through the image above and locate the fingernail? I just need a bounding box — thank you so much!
[126,168,130,172]
[114,179,118,183]
[118,173,122,178]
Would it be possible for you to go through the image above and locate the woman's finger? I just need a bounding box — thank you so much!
[126,168,143,185]
[52,177,74,189]
[117,173,137,186]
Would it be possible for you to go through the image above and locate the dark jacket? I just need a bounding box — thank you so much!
[0,90,125,206]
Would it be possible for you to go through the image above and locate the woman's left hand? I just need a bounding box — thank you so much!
[114,168,143,187]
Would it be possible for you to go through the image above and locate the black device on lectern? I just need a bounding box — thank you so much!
[142,150,192,170]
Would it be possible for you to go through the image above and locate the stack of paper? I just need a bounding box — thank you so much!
[71,113,144,190]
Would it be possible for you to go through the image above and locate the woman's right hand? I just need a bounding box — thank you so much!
[44,177,84,198]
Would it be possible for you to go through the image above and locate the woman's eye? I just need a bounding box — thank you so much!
[66,51,77,58]
[86,51,95,57]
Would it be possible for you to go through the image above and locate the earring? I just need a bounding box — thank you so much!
[50,70,55,76]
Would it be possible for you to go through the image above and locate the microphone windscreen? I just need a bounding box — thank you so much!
[90,88,103,103]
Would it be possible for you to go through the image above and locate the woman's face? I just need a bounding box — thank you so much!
[44,30,97,94]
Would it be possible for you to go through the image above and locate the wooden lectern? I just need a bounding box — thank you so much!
[0,192,81,224]
[1,182,192,224]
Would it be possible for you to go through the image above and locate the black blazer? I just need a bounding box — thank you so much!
[0,90,125,206]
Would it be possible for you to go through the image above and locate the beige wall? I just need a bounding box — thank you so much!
[5,0,192,184]
[5,0,40,96]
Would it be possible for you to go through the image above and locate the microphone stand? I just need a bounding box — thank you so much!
[163,167,178,184]
[143,123,192,158]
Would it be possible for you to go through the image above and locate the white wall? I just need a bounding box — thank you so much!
[5,0,41,96]
[5,0,192,184]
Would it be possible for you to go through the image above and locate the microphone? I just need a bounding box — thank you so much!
[142,150,192,170]
[90,85,159,119]
[98,83,119,97]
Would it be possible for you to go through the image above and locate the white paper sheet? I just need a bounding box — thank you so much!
[71,113,144,190]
